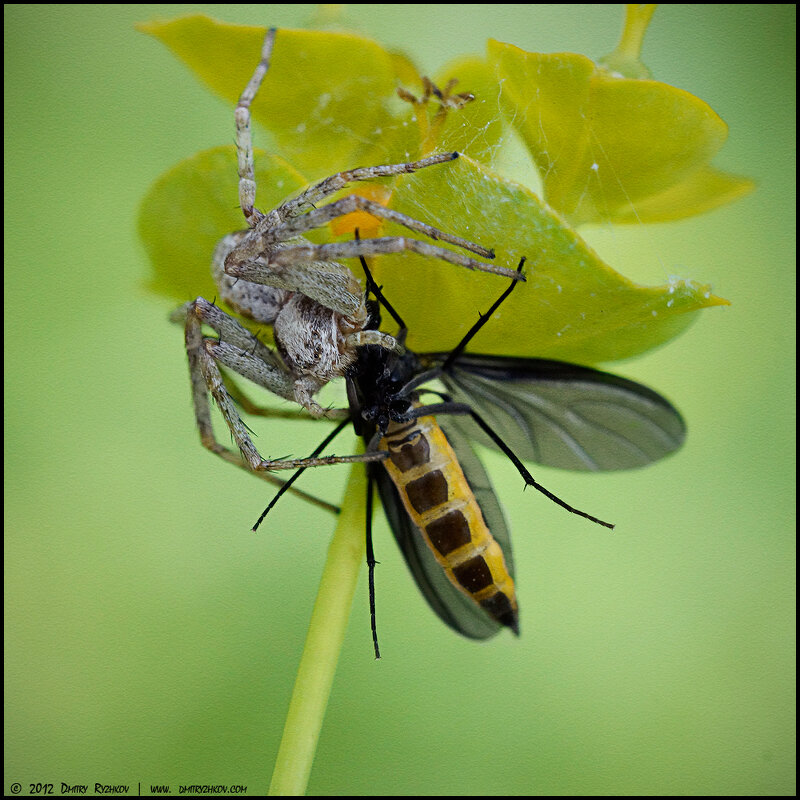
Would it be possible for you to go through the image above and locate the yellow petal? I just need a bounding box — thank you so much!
[377,154,727,362]
[606,166,756,224]
[138,19,730,367]
[430,56,509,165]
[138,146,308,305]
[139,15,403,178]
[488,39,739,226]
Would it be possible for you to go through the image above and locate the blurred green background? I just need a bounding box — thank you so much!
[5,4,795,796]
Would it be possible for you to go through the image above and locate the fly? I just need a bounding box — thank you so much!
[257,254,685,657]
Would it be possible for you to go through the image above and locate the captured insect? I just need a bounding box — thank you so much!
[257,253,685,654]
[171,27,686,654]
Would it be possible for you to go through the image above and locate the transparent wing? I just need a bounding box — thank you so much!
[430,354,686,472]
[371,419,514,640]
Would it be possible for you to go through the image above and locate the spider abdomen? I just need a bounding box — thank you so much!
[273,294,357,379]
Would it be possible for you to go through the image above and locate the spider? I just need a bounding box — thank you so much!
[173,27,522,487]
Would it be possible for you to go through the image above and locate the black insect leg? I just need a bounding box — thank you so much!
[401,256,527,394]
[355,239,408,344]
[406,399,615,530]
[440,256,526,372]
[365,467,381,659]
[251,417,351,531]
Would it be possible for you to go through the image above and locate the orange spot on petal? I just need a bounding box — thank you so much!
[329,184,393,239]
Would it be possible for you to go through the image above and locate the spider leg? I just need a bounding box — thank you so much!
[235,27,276,224]
[222,371,349,421]
[173,296,285,372]
[227,237,522,296]
[184,296,335,418]
[274,152,493,259]
[269,193,495,258]
[183,299,384,472]
[222,187,517,321]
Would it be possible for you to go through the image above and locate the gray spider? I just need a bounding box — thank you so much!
[172,28,520,485]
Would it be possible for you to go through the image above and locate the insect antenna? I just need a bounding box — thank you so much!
[354,230,407,340]
[251,417,351,532]
[440,256,526,372]
[399,257,527,397]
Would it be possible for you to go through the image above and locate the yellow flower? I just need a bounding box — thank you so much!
[139,10,734,363]
[487,4,754,225]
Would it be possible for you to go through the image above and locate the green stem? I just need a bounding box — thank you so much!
[268,462,367,796]
[599,4,657,79]
[616,4,657,64]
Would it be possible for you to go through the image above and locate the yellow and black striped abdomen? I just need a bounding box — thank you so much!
[380,414,519,633]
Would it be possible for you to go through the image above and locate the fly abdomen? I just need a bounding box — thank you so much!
[381,414,519,633]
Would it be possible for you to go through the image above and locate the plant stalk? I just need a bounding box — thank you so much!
[268,462,367,795]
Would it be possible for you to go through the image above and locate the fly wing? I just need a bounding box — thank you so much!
[432,354,686,472]
[371,419,514,640]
